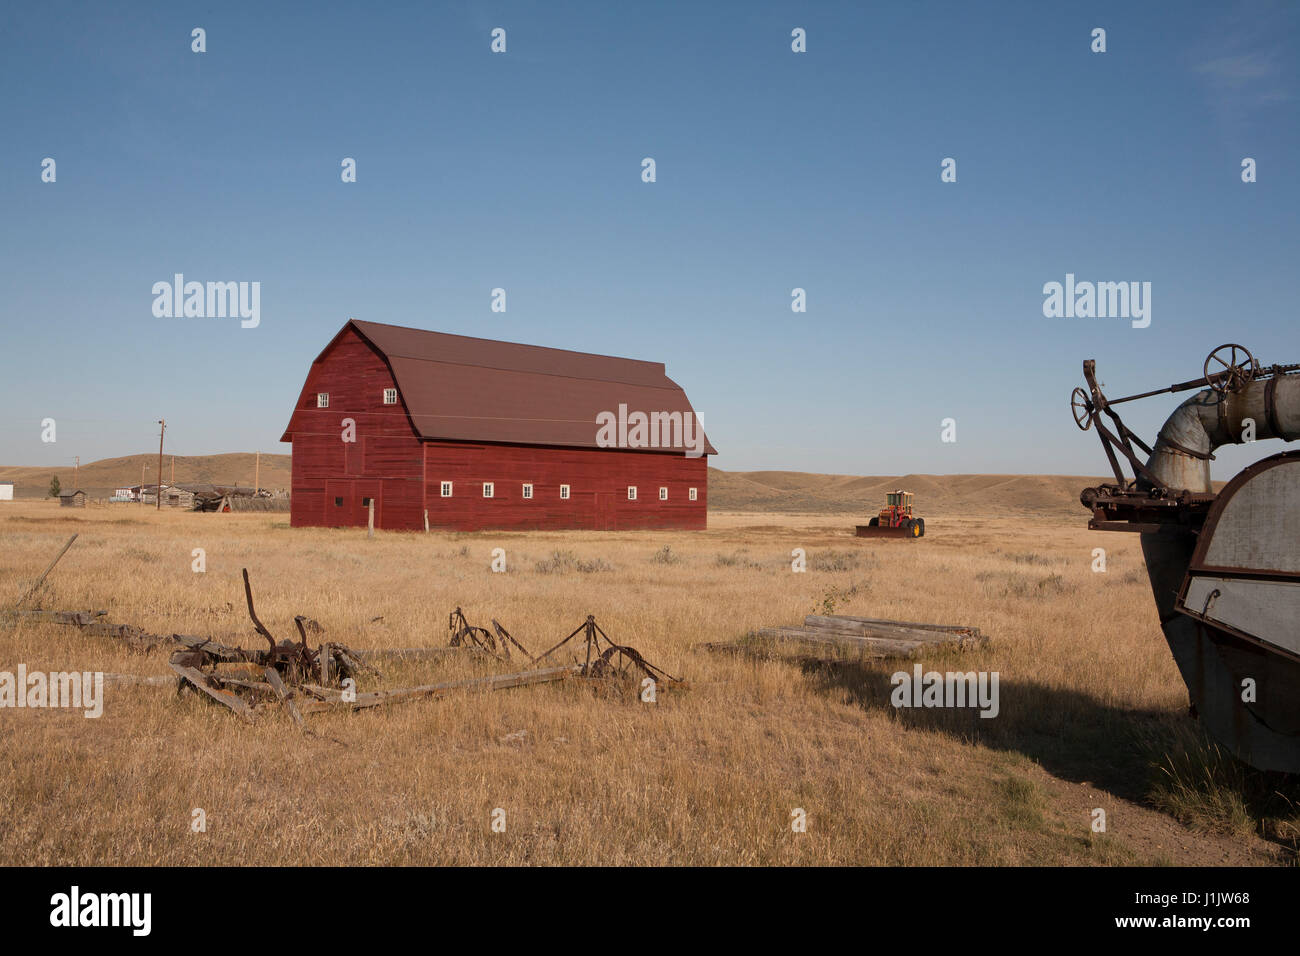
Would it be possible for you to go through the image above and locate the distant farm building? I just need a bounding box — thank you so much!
[0,482,12,501]
[281,320,714,531]
[58,490,86,508]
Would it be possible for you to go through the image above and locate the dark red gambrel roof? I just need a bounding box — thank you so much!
[282,319,716,454]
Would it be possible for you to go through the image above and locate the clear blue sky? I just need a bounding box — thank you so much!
[1,0,1296,479]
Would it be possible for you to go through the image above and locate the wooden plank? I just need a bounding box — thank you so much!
[301,664,580,714]
[169,663,253,718]
[755,627,924,658]
[805,615,984,642]
[16,534,78,607]
[102,673,176,687]
[802,616,983,646]
[263,667,305,728]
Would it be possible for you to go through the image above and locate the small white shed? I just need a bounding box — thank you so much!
[0,482,13,501]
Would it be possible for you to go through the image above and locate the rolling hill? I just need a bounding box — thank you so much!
[0,452,1104,515]
[0,453,291,499]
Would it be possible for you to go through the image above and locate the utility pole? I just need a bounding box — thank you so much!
[140,462,145,507]
[73,456,79,490]
[254,451,260,495]
[171,455,175,486]
[156,419,165,511]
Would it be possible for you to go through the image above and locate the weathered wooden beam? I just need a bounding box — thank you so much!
[802,616,983,647]
[101,673,177,687]
[263,667,304,728]
[755,626,924,658]
[805,615,985,644]
[299,664,581,714]
[16,534,78,607]
[169,662,253,718]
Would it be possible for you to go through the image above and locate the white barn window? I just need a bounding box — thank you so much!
[659,487,668,500]
[383,387,398,405]
[441,481,453,497]
[522,483,533,499]
[559,484,570,500]
[627,486,637,501]
[688,487,698,501]
[483,482,494,498]
[316,392,329,408]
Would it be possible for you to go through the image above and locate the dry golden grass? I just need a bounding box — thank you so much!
[0,500,1288,866]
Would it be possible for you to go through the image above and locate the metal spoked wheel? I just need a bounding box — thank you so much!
[1070,386,1094,431]
[1204,344,1257,395]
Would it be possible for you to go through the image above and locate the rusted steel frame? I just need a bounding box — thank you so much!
[241,568,277,652]
[492,619,534,661]
[15,534,78,607]
[448,606,501,658]
[1092,415,1165,490]
[531,617,593,666]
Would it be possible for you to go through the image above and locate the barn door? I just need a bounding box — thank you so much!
[595,493,615,531]
[354,480,382,529]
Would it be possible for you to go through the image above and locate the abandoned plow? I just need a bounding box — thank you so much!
[3,567,681,727]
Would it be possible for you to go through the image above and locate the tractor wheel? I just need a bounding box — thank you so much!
[867,517,879,527]
[914,518,925,537]
[909,519,922,538]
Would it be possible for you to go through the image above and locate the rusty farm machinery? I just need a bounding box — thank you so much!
[4,556,681,728]
[1071,343,1300,773]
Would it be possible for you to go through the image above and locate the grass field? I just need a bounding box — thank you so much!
[1,499,1295,866]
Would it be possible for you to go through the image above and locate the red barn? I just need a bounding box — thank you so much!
[280,320,715,531]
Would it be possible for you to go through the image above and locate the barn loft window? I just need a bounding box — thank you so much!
[627,486,637,501]
[522,483,533,499]
[659,487,668,500]
[362,497,372,507]
[440,481,453,497]
[334,496,343,507]
[688,488,698,501]
[317,392,329,408]
[483,482,494,498]
[559,484,570,500]
[383,388,398,405]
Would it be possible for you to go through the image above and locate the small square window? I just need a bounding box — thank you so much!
[522,483,533,499]
[483,482,494,498]
[362,497,372,507]
[334,496,343,507]
[688,487,698,501]
[440,481,453,498]
[559,484,570,500]
[317,393,330,408]
[659,486,668,500]
[627,486,637,501]
[383,387,398,405]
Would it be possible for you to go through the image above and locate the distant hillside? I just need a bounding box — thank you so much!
[0,453,291,499]
[707,468,1109,516]
[0,452,1103,515]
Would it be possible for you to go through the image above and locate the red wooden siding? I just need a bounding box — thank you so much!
[287,327,423,529]
[422,442,707,531]
[282,322,710,532]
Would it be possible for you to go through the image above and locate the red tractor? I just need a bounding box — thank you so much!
[855,490,925,538]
